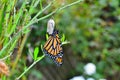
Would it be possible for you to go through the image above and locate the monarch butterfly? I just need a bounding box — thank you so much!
[43,30,63,66]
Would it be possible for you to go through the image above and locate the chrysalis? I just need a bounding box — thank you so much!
[47,19,55,35]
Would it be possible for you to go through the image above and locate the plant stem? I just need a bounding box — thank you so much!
[16,54,45,80]
[30,0,53,22]
[0,52,12,60]
[58,0,84,11]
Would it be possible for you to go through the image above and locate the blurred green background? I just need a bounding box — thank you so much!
[1,0,120,80]
[22,0,120,80]
[24,0,120,80]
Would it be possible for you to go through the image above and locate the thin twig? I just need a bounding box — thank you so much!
[16,54,45,80]
[58,0,84,11]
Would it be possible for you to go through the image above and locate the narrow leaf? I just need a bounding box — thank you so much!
[61,34,65,42]
[46,34,49,40]
[34,47,39,61]
[0,3,6,35]
[62,41,70,45]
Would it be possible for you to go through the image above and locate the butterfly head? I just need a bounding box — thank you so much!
[53,30,58,34]
[50,30,59,37]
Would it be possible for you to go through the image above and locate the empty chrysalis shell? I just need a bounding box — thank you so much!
[47,19,55,35]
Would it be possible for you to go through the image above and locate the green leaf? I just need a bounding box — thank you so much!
[61,34,65,42]
[40,0,43,10]
[0,3,6,35]
[1,75,6,80]
[34,47,39,61]
[46,34,49,40]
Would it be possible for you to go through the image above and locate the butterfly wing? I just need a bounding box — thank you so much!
[43,33,63,65]
[54,56,63,66]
